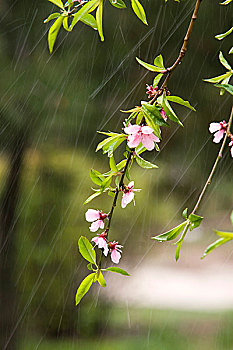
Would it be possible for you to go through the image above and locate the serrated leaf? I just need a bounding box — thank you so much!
[109,0,126,8]
[78,236,97,265]
[201,238,231,259]
[167,96,196,111]
[44,12,60,23]
[70,0,99,29]
[131,0,148,25]
[152,221,187,242]
[214,83,233,95]
[136,57,165,72]
[97,271,107,287]
[188,213,203,231]
[84,191,101,205]
[105,267,130,276]
[75,273,96,305]
[49,0,64,9]
[215,26,233,40]
[219,51,232,70]
[135,154,158,169]
[48,15,64,53]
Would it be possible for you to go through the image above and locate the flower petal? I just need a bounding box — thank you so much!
[142,134,155,151]
[89,220,102,232]
[85,209,100,222]
[141,126,154,135]
[124,125,141,135]
[213,129,225,143]
[127,134,141,148]
[209,122,221,134]
[121,191,134,208]
[111,249,121,264]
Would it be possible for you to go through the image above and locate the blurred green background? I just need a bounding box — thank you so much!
[0,0,232,349]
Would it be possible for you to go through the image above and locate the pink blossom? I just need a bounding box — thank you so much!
[124,124,160,151]
[109,241,123,264]
[146,84,158,98]
[209,120,227,143]
[229,135,233,158]
[121,181,140,208]
[160,108,167,121]
[92,232,109,256]
[85,209,108,232]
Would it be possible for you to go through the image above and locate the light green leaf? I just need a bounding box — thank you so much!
[96,0,104,41]
[204,72,231,84]
[49,0,64,9]
[215,26,233,40]
[109,156,118,172]
[136,57,165,72]
[80,14,98,30]
[175,241,182,262]
[153,74,163,88]
[104,267,130,276]
[142,102,169,127]
[109,0,126,8]
[63,17,71,31]
[220,0,232,5]
[131,0,148,25]
[161,93,183,127]
[78,236,97,265]
[182,208,188,219]
[84,191,101,205]
[201,238,231,259]
[214,83,233,95]
[70,0,99,29]
[229,47,233,54]
[167,96,196,111]
[135,154,158,169]
[152,221,187,242]
[97,271,107,287]
[219,51,232,70]
[87,263,94,271]
[215,230,233,239]
[44,12,60,23]
[90,169,104,186]
[188,213,203,231]
[154,54,165,69]
[48,15,64,53]
[135,144,147,155]
[75,273,96,305]
[101,175,112,191]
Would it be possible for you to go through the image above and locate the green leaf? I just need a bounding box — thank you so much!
[96,135,125,155]
[215,230,233,239]
[84,191,101,205]
[153,74,163,88]
[87,263,94,271]
[215,26,233,40]
[167,96,196,111]
[75,273,96,305]
[135,154,158,169]
[49,0,64,9]
[203,72,231,84]
[96,0,104,41]
[229,47,233,54]
[136,111,144,124]
[214,83,233,95]
[80,14,98,30]
[101,175,112,191]
[131,0,148,25]
[161,94,183,127]
[201,238,231,259]
[97,271,107,287]
[152,221,187,242]
[135,144,147,155]
[220,0,233,4]
[70,0,99,29]
[142,102,169,127]
[109,155,118,172]
[109,0,126,8]
[182,208,188,219]
[78,236,97,265]
[219,51,232,70]
[90,169,104,186]
[154,54,165,69]
[48,15,64,53]
[63,17,71,31]
[136,57,165,72]
[188,213,203,231]
[105,267,130,276]
[44,13,61,23]
[175,241,182,262]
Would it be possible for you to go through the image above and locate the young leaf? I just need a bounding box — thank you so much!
[84,191,101,205]
[80,14,98,30]
[78,236,97,265]
[215,230,233,239]
[188,213,203,231]
[152,221,187,242]
[220,0,233,4]
[49,0,64,9]
[229,47,233,54]
[48,15,64,53]
[44,13,61,23]
[153,73,163,88]
[214,83,233,95]
[182,208,188,219]
[142,102,169,127]
[109,0,126,8]
[131,0,148,25]
[90,169,104,186]
[166,96,196,111]
[215,26,233,40]
[75,273,96,305]
[203,72,231,84]
[96,0,104,41]
[97,271,107,287]
[101,175,112,191]
[109,155,118,172]
[105,267,130,276]
[87,263,94,271]
[136,57,165,72]
[161,94,183,127]
[154,54,165,69]
[219,51,232,70]
[201,238,231,259]
[135,154,158,169]
[175,241,182,262]
[70,0,99,29]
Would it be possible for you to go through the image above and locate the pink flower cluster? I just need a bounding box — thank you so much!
[85,209,123,264]
[124,124,160,151]
[121,181,140,208]
[146,84,158,98]
[209,120,233,157]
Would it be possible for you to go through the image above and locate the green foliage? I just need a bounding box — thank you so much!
[135,154,158,169]
[97,271,107,287]
[96,133,126,157]
[157,93,183,127]
[214,84,233,95]
[109,0,126,9]
[131,0,148,25]
[48,15,64,53]
[104,267,130,275]
[215,26,233,40]
[78,236,97,266]
[152,221,188,242]
[136,54,166,72]
[141,102,169,128]
[75,273,96,305]
[188,213,203,231]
